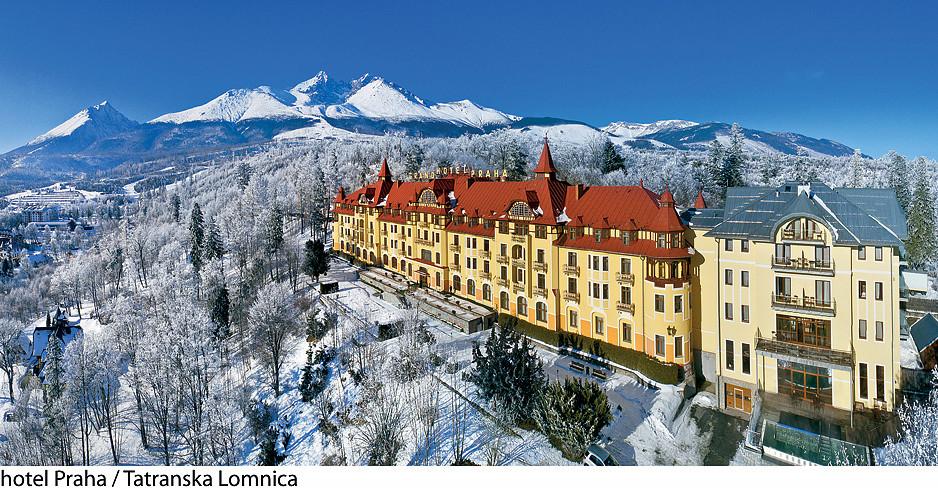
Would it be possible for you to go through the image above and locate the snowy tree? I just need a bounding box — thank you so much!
[880,371,938,465]
[249,281,300,396]
[0,318,24,404]
[533,377,612,461]
[468,322,546,424]
[203,217,225,261]
[599,139,626,174]
[303,239,329,283]
[907,157,937,268]
[170,194,181,223]
[886,151,912,212]
[189,202,205,273]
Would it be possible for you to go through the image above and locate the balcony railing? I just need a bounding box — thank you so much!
[615,272,635,284]
[563,291,580,303]
[480,250,491,259]
[772,256,834,275]
[533,286,547,297]
[513,282,526,294]
[496,254,510,264]
[415,238,434,247]
[511,258,526,268]
[449,264,461,271]
[496,278,510,288]
[562,264,580,276]
[533,261,548,272]
[450,243,461,253]
[479,272,492,281]
[511,234,527,243]
[772,292,836,316]
[756,336,853,370]
[616,301,635,314]
[781,229,827,243]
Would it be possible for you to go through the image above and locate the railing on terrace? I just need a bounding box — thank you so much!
[772,292,836,316]
[771,256,834,274]
[616,272,635,284]
[496,278,510,288]
[755,336,853,370]
[781,229,827,243]
[562,264,580,276]
[563,291,580,303]
[616,302,635,314]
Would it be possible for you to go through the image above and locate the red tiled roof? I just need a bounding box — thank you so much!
[335,159,687,234]
[556,237,691,259]
[377,158,392,180]
[694,190,707,209]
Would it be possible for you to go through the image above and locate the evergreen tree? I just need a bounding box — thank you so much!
[306,307,327,342]
[303,239,329,282]
[266,206,284,255]
[403,142,425,176]
[468,321,546,424]
[210,285,231,339]
[170,194,181,223]
[704,139,725,200]
[189,202,205,272]
[237,162,253,189]
[723,123,746,189]
[887,152,912,212]
[599,139,626,174]
[309,167,329,241]
[203,218,225,260]
[907,158,937,268]
[42,335,70,465]
[849,149,865,187]
[533,377,612,461]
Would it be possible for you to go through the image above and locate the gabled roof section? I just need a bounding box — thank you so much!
[704,182,906,246]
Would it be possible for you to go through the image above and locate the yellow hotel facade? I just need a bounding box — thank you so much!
[332,141,909,435]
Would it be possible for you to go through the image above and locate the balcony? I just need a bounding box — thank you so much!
[511,258,526,268]
[449,263,461,271]
[615,272,635,284]
[497,278,510,288]
[772,292,836,317]
[755,336,852,371]
[513,282,526,294]
[415,237,434,247]
[450,243,461,253]
[616,301,635,314]
[533,286,547,297]
[562,291,580,303]
[496,254,510,264]
[562,264,580,276]
[772,256,834,275]
[781,229,827,243]
[480,250,491,259]
[511,234,527,243]
[479,271,492,281]
[533,261,548,272]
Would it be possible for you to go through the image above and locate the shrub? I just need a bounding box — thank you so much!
[534,377,613,461]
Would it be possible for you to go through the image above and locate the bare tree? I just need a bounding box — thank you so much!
[0,318,23,404]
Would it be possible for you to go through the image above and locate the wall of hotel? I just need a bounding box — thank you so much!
[687,227,720,383]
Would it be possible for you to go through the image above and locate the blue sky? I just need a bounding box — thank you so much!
[2,1,937,157]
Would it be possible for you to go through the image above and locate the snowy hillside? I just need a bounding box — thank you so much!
[603,119,697,139]
[151,87,305,123]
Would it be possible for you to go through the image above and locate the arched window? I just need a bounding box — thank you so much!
[509,201,534,218]
[483,284,492,301]
[467,279,476,296]
[517,296,528,316]
[419,189,436,204]
[536,302,547,322]
[453,275,462,292]
[500,292,509,310]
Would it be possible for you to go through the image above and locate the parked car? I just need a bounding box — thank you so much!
[583,444,619,466]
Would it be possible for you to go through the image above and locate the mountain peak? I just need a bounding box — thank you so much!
[28,100,135,146]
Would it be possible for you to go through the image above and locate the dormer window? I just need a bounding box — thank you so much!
[509,201,534,219]
[419,189,436,204]
[622,231,633,246]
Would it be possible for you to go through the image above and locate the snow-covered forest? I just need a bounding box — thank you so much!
[1,129,936,466]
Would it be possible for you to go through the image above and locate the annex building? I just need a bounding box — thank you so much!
[333,140,913,453]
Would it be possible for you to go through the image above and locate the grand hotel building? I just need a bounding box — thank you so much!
[333,140,910,433]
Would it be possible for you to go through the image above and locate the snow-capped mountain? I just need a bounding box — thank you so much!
[1,70,862,190]
[27,101,137,150]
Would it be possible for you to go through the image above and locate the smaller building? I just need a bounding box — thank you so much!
[29,308,82,381]
[910,313,938,371]
[22,205,61,223]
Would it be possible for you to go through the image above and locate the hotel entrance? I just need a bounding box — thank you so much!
[418,267,429,288]
[725,383,753,414]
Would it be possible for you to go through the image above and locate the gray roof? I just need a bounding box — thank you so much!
[702,182,907,247]
[910,313,938,353]
[681,207,725,229]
